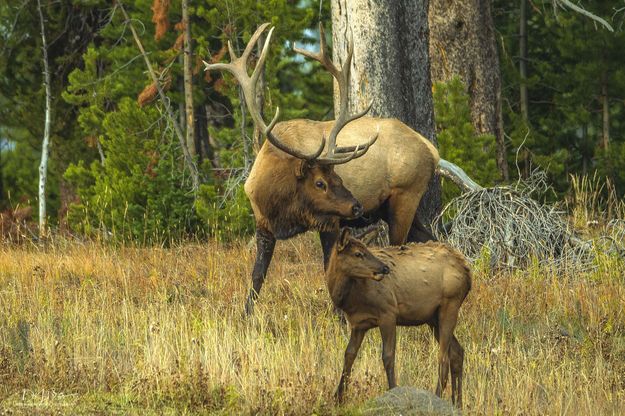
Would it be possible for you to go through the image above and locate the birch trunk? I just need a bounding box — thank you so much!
[331,0,441,225]
[37,0,51,237]
[429,0,509,180]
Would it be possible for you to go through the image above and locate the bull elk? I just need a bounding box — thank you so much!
[327,229,471,406]
[205,24,449,314]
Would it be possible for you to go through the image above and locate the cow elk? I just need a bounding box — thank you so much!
[326,229,471,406]
[204,24,440,314]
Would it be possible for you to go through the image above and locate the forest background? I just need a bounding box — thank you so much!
[1,0,624,243]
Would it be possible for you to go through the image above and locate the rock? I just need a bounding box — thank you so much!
[362,386,461,416]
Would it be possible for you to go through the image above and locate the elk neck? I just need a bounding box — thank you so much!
[325,251,354,310]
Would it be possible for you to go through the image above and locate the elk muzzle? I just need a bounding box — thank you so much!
[373,264,390,281]
[351,202,364,218]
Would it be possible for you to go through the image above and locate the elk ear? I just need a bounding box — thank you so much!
[360,227,379,246]
[337,228,351,252]
[295,160,311,179]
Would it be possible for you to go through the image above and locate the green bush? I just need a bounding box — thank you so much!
[433,77,500,203]
[194,181,255,241]
[64,99,202,244]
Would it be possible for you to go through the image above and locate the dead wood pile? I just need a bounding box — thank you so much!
[433,176,623,272]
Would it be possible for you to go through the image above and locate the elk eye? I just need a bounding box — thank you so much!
[355,252,364,258]
[315,180,326,190]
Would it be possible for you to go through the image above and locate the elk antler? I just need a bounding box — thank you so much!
[203,24,325,161]
[293,23,378,165]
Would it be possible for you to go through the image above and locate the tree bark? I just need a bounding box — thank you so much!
[0,146,3,205]
[182,0,196,156]
[331,0,441,225]
[429,0,509,180]
[519,0,528,121]
[37,0,51,237]
[519,0,529,177]
[252,33,266,153]
[601,72,609,150]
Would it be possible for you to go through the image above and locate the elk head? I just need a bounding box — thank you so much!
[294,161,364,219]
[204,23,379,232]
[333,229,390,281]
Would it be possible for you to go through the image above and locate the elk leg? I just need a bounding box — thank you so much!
[244,228,276,315]
[379,321,397,389]
[319,230,338,270]
[335,328,366,403]
[436,302,459,398]
[449,335,464,407]
[387,192,420,245]
[407,215,436,243]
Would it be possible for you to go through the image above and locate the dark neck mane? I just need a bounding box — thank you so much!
[266,198,338,240]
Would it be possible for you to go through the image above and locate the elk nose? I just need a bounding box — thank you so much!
[352,202,364,217]
[381,265,390,275]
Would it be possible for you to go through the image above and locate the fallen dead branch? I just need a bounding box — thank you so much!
[432,184,622,272]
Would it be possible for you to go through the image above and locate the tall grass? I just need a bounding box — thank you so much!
[0,234,623,415]
[568,173,625,230]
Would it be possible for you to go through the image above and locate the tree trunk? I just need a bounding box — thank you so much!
[0,144,4,205]
[119,2,199,192]
[331,0,441,226]
[601,72,609,150]
[238,87,252,171]
[37,0,51,237]
[429,0,509,180]
[519,0,528,121]
[204,104,221,168]
[519,0,530,177]
[581,124,588,176]
[252,33,266,153]
[182,0,195,156]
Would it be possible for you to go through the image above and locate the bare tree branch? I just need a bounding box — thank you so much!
[554,0,614,32]
[437,159,483,193]
[117,1,200,192]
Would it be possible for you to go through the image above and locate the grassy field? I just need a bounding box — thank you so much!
[0,234,624,415]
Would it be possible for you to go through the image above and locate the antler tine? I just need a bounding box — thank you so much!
[293,23,339,79]
[332,100,374,154]
[333,127,379,155]
[317,128,379,165]
[227,40,238,61]
[251,25,274,86]
[341,29,354,77]
[264,106,325,160]
[293,23,377,164]
[204,23,326,161]
[240,23,272,63]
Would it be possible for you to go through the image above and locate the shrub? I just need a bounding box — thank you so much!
[433,77,500,202]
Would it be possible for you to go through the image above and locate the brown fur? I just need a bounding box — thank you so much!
[245,117,439,244]
[326,229,471,406]
[245,143,361,239]
[207,23,441,314]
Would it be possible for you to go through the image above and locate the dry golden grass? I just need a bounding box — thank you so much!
[0,235,624,415]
